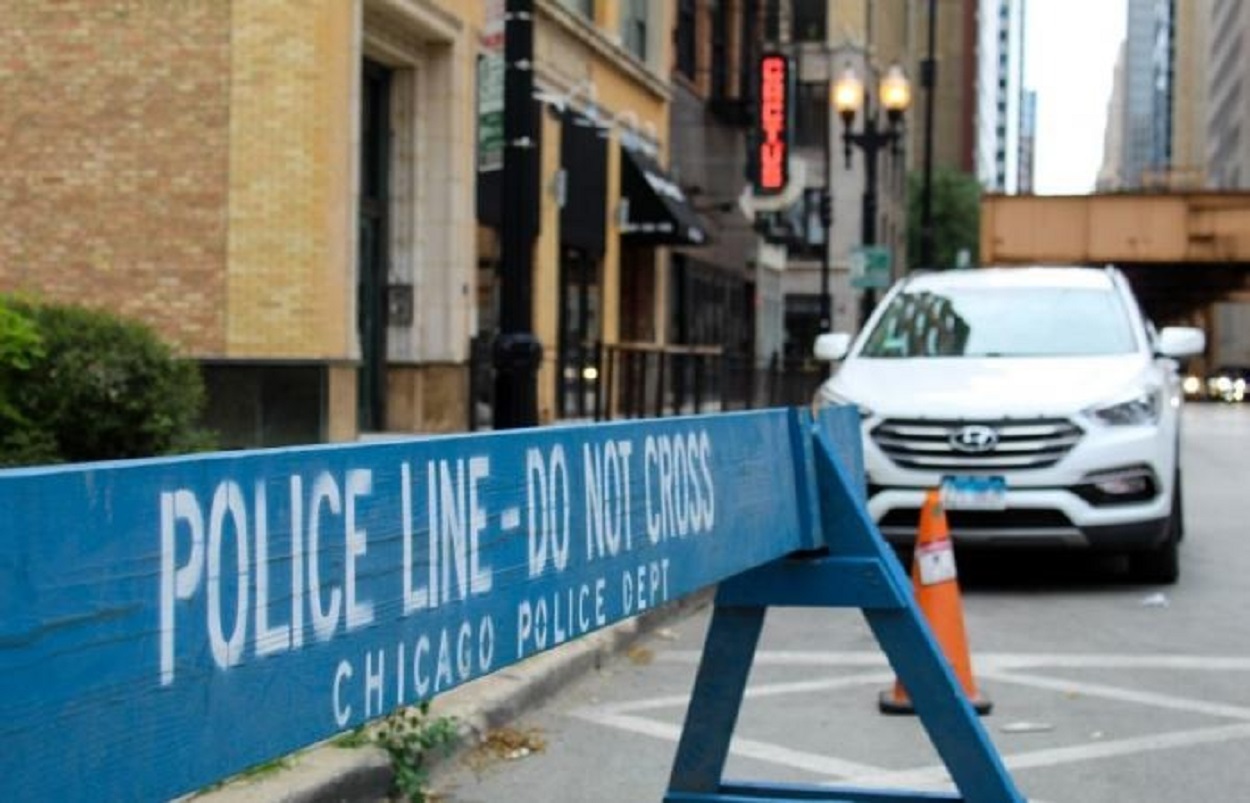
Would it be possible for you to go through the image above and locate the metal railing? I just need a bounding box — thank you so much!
[604,341,723,419]
[468,336,826,428]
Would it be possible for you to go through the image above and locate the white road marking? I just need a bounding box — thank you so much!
[984,670,1250,721]
[656,650,890,667]
[849,723,1250,788]
[592,671,894,715]
[657,650,1250,672]
[573,649,1250,789]
[570,709,886,779]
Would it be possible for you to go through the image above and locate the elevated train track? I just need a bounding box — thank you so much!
[980,192,1250,324]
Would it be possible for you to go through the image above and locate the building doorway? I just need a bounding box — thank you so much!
[558,246,601,418]
[357,59,391,432]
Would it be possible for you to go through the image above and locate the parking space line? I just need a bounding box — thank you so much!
[984,670,1250,721]
[657,650,1250,672]
[569,708,887,778]
[574,649,1250,794]
[848,722,1250,789]
[984,655,1250,672]
[657,650,889,666]
[591,671,894,715]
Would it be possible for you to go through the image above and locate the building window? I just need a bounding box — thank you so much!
[793,81,828,149]
[764,0,782,40]
[559,0,594,18]
[676,0,696,80]
[791,0,825,42]
[739,0,760,104]
[795,188,825,258]
[710,0,729,99]
[621,0,648,61]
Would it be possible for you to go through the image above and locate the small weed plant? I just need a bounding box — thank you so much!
[371,702,460,802]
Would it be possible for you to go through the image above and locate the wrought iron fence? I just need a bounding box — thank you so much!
[468,336,826,428]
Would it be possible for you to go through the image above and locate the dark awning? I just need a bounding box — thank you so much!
[619,146,709,246]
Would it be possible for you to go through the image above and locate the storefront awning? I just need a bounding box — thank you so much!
[619,146,709,246]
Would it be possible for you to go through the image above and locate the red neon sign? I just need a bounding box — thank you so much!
[756,53,789,194]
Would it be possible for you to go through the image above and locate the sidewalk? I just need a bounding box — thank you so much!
[193,589,714,803]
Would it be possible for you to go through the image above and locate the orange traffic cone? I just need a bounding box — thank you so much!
[879,489,992,715]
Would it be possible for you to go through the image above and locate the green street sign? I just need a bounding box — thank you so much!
[850,246,892,289]
[477,0,505,173]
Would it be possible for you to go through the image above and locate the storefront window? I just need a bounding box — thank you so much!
[670,256,750,353]
[558,249,602,419]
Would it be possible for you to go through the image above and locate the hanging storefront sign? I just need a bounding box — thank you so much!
[754,52,790,195]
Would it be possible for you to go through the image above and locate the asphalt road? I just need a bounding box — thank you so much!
[429,403,1250,803]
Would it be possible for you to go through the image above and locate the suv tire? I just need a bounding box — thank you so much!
[1129,482,1181,585]
[1174,468,1185,541]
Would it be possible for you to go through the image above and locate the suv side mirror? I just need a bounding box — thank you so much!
[1157,326,1205,358]
[814,332,852,361]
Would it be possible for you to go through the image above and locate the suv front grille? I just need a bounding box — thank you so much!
[870,418,1083,472]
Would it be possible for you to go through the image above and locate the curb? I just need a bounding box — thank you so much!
[193,588,714,803]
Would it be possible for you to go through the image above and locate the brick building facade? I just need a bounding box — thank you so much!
[1,1,233,354]
[1,0,482,446]
[2,0,713,444]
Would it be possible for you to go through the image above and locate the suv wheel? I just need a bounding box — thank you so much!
[1174,468,1185,541]
[1129,483,1181,585]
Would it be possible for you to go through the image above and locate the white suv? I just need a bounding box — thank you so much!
[814,266,1205,583]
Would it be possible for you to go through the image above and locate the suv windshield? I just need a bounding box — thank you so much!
[860,286,1138,358]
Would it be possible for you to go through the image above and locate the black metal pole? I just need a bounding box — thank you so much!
[493,0,542,429]
[858,101,880,325]
[820,97,833,333]
[918,0,937,269]
[862,117,879,246]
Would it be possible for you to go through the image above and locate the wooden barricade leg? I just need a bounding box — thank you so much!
[667,605,766,794]
[663,417,1024,803]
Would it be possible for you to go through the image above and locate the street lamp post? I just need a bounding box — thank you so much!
[833,63,911,325]
[820,117,833,333]
[493,0,542,429]
[919,0,938,269]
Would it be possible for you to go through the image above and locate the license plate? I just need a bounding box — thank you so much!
[940,475,1007,510]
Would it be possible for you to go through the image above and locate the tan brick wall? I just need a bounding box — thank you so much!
[226,0,355,360]
[326,364,358,443]
[0,0,231,354]
[388,364,469,434]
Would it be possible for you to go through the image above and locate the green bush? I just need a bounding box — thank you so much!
[0,299,54,464]
[0,296,215,467]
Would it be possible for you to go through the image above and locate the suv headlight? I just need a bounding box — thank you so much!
[1086,388,1162,426]
[815,386,875,419]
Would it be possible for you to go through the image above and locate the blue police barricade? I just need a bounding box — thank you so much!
[0,407,1022,802]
